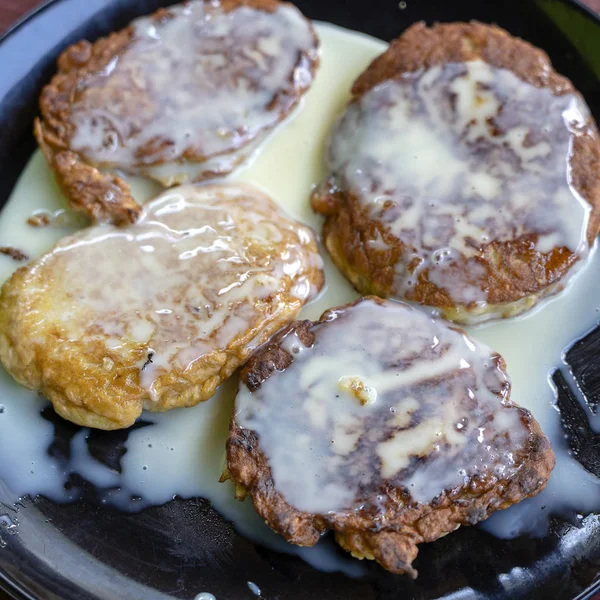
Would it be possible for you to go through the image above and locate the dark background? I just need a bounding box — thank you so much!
[1,0,600,31]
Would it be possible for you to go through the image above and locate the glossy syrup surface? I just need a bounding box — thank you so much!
[3,183,321,405]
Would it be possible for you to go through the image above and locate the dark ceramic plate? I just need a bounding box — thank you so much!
[1,0,600,598]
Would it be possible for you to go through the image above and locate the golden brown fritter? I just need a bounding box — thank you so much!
[35,0,319,225]
[226,297,555,576]
[0,183,324,430]
[312,22,600,323]
[33,143,142,225]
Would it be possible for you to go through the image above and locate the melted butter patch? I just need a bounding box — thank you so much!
[31,183,322,398]
[69,1,317,183]
[236,298,529,513]
[325,59,592,313]
[338,374,377,405]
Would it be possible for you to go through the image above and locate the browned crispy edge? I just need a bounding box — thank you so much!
[0,247,29,261]
[225,296,556,576]
[35,0,317,225]
[311,22,600,308]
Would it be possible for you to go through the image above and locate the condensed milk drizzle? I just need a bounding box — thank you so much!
[30,183,321,400]
[325,60,592,315]
[236,298,530,513]
[69,0,318,184]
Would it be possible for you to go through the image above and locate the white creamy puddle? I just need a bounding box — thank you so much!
[0,22,600,578]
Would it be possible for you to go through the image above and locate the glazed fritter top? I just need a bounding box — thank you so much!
[227,297,555,576]
[312,22,600,323]
[0,183,324,430]
[35,0,319,224]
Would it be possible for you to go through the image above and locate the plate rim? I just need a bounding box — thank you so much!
[0,0,600,598]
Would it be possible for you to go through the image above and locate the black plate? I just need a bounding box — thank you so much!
[1,0,600,598]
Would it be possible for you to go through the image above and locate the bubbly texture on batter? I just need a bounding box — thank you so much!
[236,298,536,511]
[68,0,318,182]
[313,54,600,322]
[0,183,323,429]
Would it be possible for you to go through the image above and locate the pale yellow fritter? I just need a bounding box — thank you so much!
[0,184,323,430]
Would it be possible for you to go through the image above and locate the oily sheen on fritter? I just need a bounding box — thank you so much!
[0,184,323,429]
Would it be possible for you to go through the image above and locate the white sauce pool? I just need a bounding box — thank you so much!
[0,22,600,578]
